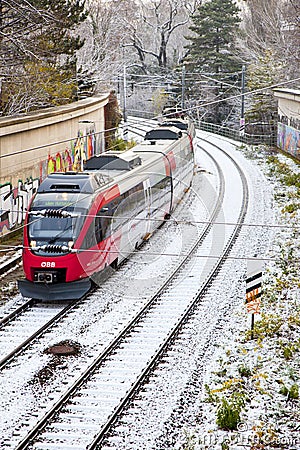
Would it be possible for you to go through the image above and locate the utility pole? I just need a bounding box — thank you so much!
[181,65,186,111]
[123,65,128,141]
[240,65,246,136]
[0,0,3,115]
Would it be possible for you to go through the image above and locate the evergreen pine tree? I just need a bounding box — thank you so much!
[184,0,241,124]
[185,0,241,74]
[0,0,87,115]
[245,49,280,136]
[31,0,86,65]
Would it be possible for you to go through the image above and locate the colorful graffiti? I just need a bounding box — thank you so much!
[0,178,39,235]
[0,124,98,235]
[46,149,73,175]
[72,123,97,170]
[46,125,96,174]
[278,123,300,159]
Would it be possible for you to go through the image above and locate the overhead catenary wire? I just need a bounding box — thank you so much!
[1,77,299,253]
[0,211,299,231]
[2,243,298,264]
[0,139,299,247]
[1,74,300,161]
[0,209,299,256]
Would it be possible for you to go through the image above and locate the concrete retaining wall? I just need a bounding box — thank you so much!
[274,88,300,158]
[0,94,111,235]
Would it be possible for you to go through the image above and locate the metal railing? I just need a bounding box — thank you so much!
[127,109,154,120]
[127,109,277,146]
[196,121,276,146]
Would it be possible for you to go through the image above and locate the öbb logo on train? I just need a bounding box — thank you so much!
[41,262,56,268]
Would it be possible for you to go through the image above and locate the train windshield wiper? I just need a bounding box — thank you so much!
[48,224,74,245]
[29,209,78,218]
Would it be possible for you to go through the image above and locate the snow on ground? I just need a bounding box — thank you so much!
[1,131,299,449]
[102,132,278,450]
[172,136,300,450]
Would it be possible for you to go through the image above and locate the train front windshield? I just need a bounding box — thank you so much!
[28,192,91,255]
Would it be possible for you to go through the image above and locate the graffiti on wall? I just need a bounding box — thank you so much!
[46,149,73,175]
[278,123,300,159]
[45,124,97,174]
[0,178,39,235]
[73,122,97,170]
[0,124,97,235]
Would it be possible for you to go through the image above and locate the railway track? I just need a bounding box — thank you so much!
[0,299,78,370]
[0,123,249,449]
[0,249,22,276]
[90,140,248,450]
[0,230,23,304]
[0,119,202,374]
[2,138,218,447]
[0,136,249,449]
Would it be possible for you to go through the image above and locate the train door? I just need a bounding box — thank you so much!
[143,179,152,239]
[117,180,148,261]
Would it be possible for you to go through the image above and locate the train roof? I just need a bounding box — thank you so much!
[144,126,183,141]
[37,123,192,195]
[37,171,113,194]
[160,120,188,131]
[84,151,142,171]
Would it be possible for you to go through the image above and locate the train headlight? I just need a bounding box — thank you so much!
[30,240,37,248]
[68,241,74,249]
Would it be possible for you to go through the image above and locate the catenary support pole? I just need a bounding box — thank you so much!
[240,65,246,135]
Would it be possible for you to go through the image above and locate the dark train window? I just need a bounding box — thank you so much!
[81,222,97,249]
[114,183,144,222]
[100,206,112,240]
[152,176,171,201]
[82,183,145,248]
[95,213,103,242]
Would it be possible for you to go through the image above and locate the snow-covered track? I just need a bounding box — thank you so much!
[0,300,77,370]
[126,116,154,139]
[11,148,224,449]
[88,140,249,449]
[101,134,253,449]
[11,139,249,450]
[0,250,22,276]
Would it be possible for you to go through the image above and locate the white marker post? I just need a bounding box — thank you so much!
[246,259,263,339]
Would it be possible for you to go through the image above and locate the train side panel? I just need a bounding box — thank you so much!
[18,119,195,301]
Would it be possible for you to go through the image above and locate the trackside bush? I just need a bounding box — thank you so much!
[216,393,245,430]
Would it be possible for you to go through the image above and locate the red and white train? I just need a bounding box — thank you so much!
[18,118,195,301]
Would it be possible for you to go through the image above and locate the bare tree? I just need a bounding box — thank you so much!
[0,0,85,71]
[78,0,139,93]
[239,0,300,81]
[0,0,86,115]
[123,0,201,71]
[0,1,51,72]
[235,0,300,134]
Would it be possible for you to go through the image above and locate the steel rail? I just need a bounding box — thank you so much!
[0,122,155,372]
[14,140,225,449]
[0,122,151,370]
[0,299,79,370]
[0,298,36,328]
[88,139,249,449]
[0,252,22,276]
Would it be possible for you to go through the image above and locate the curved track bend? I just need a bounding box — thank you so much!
[7,135,249,450]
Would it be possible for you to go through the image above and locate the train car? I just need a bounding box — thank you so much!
[18,122,195,301]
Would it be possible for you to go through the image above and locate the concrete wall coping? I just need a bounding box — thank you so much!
[273,88,300,102]
[0,93,111,136]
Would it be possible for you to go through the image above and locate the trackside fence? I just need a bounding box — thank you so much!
[196,121,276,147]
[127,109,276,147]
[127,109,154,119]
